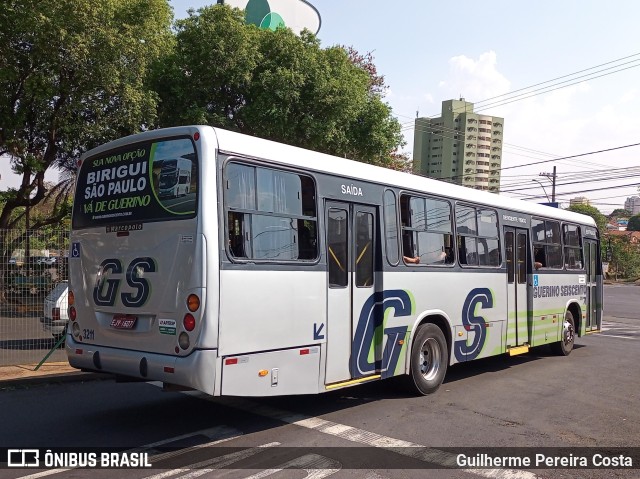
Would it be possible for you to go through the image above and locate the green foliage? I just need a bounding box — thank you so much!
[0,0,173,232]
[626,214,640,231]
[566,204,607,233]
[609,208,631,219]
[607,234,640,279]
[153,4,405,168]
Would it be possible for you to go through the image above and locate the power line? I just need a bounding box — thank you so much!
[499,142,640,171]
[474,62,640,112]
[395,52,640,179]
[473,52,640,106]
[514,181,640,200]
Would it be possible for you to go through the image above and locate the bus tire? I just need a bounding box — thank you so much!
[551,310,575,356]
[406,323,448,395]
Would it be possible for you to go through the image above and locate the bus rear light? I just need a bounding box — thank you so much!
[187,294,200,312]
[183,314,195,331]
[69,307,77,321]
[68,290,75,306]
[164,367,175,373]
[52,308,60,322]
[76,349,83,355]
[175,346,180,354]
[72,322,80,336]
[193,132,200,141]
[178,332,190,350]
[225,358,238,365]
[300,349,310,355]
[76,159,82,168]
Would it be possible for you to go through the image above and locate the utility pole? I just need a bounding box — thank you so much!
[540,166,557,203]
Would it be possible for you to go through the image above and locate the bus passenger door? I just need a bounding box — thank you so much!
[324,202,380,384]
[584,239,601,332]
[504,228,530,347]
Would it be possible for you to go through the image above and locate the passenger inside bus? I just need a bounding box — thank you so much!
[402,231,420,264]
[534,246,545,269]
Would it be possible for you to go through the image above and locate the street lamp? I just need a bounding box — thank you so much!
[531,179,551,202]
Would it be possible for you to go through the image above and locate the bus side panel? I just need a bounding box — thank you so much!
[218,270,326,357]
[221,346,321,396]
[384,272,506,368]
[530,273,586,347]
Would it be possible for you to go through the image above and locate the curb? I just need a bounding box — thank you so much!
[0,371,113,389]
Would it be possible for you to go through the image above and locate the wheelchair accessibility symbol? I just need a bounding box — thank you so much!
[71,242,81,258]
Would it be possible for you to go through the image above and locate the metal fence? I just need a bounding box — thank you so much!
[1,228,69,367]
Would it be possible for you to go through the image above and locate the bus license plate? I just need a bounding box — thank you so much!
[110,315,137,329]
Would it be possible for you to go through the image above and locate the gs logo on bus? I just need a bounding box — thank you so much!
[93,257,156,308]
[454,288,494,362]
[352,290,413,379]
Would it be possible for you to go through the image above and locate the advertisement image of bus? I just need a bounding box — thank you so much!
[158,157,192,198]
[67,126,602,398]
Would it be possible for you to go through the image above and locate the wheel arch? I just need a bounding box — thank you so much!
[566,301,582,337]
[405,310,453,374]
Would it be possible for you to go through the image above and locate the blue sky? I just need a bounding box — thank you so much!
[169,0,640,213]
[6,0,639,214]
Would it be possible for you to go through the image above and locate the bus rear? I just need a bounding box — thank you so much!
[66,127,218,394]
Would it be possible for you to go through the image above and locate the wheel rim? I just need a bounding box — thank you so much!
[419,337,442,381]
[562,318,575,346]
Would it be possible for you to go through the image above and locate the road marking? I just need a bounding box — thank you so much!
[142,442,279,479]
[243,453,341,479]
[13,425,243,479]
[179,395,540,479]
[597,334,637,340]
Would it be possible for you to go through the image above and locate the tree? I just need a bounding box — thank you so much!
[566,204,607,233]
[609,208,631,219]
[0,0,172,227]
[607,234,640,280]
[0,0,173,297]
[153,5,405,168]
[627,214,640,232]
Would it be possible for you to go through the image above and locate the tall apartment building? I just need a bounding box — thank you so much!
[569,196,590,207]
[413,99,504,193]
[624,196,640,215]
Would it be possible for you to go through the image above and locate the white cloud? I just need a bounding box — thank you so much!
[439,51,511,101]
[397,50,640,212]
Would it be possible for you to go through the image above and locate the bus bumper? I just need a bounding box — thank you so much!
[65,335,217,395]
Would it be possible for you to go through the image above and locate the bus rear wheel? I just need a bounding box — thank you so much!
[551,310,575,356]
[406,323,448,395]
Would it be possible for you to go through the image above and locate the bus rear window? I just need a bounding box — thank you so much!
[73,137,198,229]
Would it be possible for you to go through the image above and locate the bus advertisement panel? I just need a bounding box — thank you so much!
[73,137,197,229]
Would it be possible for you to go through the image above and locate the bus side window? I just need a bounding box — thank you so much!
[298,220,316,260]
[228,212,247,258]
[534,246,545,269]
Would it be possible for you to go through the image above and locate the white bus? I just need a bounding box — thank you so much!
[67,126,602,396]
[158,156,192,198]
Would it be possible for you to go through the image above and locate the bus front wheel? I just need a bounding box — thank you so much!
[551,310,575,356]
[406,323,448,395]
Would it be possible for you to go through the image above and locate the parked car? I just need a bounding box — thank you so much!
[41,281,69,342]
[39,257,57,265]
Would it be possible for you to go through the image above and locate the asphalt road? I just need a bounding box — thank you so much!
[602,282,640,320]
[1,285,639,478]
